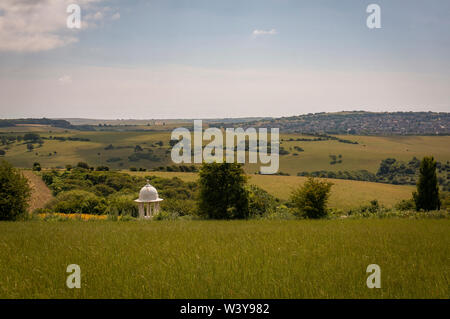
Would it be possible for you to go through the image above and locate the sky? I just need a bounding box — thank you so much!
[0,0,449,119]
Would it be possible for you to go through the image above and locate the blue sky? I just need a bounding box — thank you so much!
[0,0,449,118]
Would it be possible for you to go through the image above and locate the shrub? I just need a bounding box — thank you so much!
[153,210,180,220]
[0,160,32,220]
[395,198,416,211]
[32,162,41,171]
[46,190,106,215]
[92,184,115,197]
[77,162,90,169]
[106,194,139,217]
[290,177,333,219]
[41,172,54,186]
[161,198,196,216]
[247,184,278,217]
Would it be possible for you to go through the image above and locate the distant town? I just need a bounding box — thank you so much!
[1,111,449,135]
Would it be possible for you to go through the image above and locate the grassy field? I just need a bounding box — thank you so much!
[129,171,415,210]
[1,126,449,176]
[0,220,448,298]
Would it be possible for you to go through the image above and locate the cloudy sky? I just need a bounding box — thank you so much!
[0,0,449,119]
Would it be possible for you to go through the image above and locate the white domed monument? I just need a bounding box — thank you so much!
[134,181,163,219]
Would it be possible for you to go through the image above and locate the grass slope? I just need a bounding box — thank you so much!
[1,127,449,175]
[129,171,415,210]
[0,220,448,298]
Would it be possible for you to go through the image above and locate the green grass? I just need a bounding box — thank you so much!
[129,171,415,210]
[277,134,450,175]
[2,128,449,175]
[0,220,448,298]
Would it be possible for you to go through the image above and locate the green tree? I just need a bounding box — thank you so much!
[413,156,441,211]
[77,162,90,169]
[32,162,41,172]
[0,160,31,220]
[47,190,106,215]
[23,133,40,143]
[290,177,333,219]
[198,162,249,219]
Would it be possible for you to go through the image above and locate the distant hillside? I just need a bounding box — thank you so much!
[0,118,74,129]
[2,112,449,135]
[211,111,450,135]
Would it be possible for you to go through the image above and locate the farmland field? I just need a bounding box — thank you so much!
[0,220,448,299]
[1,127,449,176]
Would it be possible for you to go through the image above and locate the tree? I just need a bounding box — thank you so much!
[413,156,440,211]
[290,177,333,219]
[32,162,41,172]
[77,162,89,169]
[198,162,249,219]
[0,160,31,220]
[23,133,40,143]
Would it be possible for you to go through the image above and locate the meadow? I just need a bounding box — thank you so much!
[1,126,449,177]
[0,220,448,299]
[130,171,416,210]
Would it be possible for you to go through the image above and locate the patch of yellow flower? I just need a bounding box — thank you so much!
[38,213,108,221]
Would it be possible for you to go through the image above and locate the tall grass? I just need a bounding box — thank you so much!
[0,220,448,298]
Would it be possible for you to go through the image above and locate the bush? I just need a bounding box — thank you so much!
[46,190,106,215]
[41,172,54,185]
[161,199,196,216]
[0,160,32,220]
[106,194,139,217]
[395,199,416,211]
[290,177,333,219]
[261,205,296,220]
[247,184,278,217]
[92,184,115,197]
[153,210,180,221]
[32,162,41,171]
[77,162,90,169]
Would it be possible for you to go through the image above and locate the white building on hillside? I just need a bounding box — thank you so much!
[135,181,163,219]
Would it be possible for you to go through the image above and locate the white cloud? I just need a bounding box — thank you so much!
[252,29,277,36]
[0,0,117,53]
